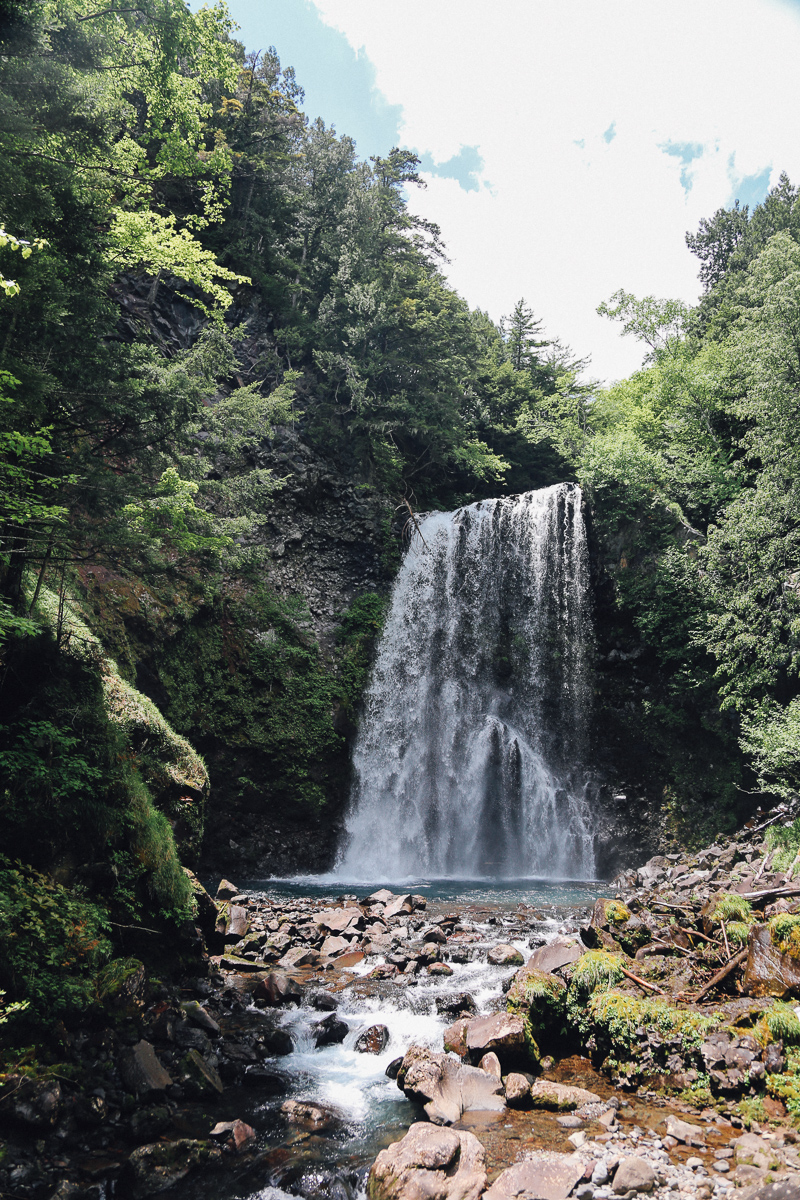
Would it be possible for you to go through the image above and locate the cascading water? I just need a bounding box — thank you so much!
[336,483,598,881]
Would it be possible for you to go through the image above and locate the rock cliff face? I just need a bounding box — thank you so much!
[250,428,390,648]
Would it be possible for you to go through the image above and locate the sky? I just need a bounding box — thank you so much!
[213,0,800,384]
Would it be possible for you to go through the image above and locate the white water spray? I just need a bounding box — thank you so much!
[336,484,597,881]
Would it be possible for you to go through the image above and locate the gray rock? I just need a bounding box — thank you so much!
[368,1122,486,1200]
[528,936,584,974]
[396,1044,505,1125]
[314,1011,349,1047]
[0,1076,62,1128]
[281,1099,339,1130]
[612,1156,658,1194]
[124,1138,221,1198]
[503,1072,532,1107]
[316,906,364,934]
[484,1154,584,1200]
[180,1000,220,1034]
[118,1041,173,1096]
[180,1048,224,1097]
[216,879,239,900]
[479,1051,502,1077]
[664,1113,706,1146]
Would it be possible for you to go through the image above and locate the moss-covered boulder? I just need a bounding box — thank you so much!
[506,966,567,1054]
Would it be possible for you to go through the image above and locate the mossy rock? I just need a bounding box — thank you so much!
[507,967,567,1049]
[702,891,753,934]
[769,913,800,959]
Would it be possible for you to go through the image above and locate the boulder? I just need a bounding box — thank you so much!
[528,1079,601,1110]
[365,889,395,904]
[356,1024,390,1054]
[368,1122,486,1200]
[320,935,352,958]
[118,1041,173,1097]
[504,1072,532,1107]
[180,1048,224,1098]
[219,953,266,972]
[487,944,524,966]
[396,1044,505,1125]
[226,905,250,941]
[282,1099,339,1131]
[278,946,320,970]
[0,1076,62,1128]
[316,906,365,934]
[129,1106,171,1141]
[252,972,302,1006]
[209,1118,256,1152]
[464,1013,527,1066]
[384,895,414,919]
[743,925,800,998]
[180,1000,220,1034]
[216,879,239,900]
[479,1052,502,1078]
[124,1139,221,1198]
[483,1154,584,1200]
[436,993,477,1017]
[664,1114,706,1146]
[428,962,453,976]
[528,937,584,975]
[314,1011,349,1047]
[612,1156,658,1194]
[443,1018,469,1058]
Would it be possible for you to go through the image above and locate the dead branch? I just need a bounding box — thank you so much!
[620,965,666,995]
[690,948,748,1004]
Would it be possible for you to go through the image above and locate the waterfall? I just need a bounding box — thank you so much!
[336,484,597,881]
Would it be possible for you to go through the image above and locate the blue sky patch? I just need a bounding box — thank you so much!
[193,0,403,160]
[728,164,773,210]
[602,122,617,143]
[660,140,704,192]
[418,145,484,192]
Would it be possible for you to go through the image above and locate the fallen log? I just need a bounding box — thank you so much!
[690,948,748,1004]
[739,885,800,901]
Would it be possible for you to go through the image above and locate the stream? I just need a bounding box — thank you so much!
[178,879,604,1200]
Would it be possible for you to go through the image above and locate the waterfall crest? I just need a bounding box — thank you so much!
[336,484,597,881]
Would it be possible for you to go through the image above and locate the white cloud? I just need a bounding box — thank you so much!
[309,0,800,382]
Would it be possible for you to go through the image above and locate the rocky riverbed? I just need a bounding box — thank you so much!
[3,807,800,1200]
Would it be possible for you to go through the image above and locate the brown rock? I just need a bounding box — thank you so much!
[118,1041,173,1096]
[612,1156,658,1194]
[320,935,352,958]
[316,907,365,934]
[743,925,800,998]
[252,972,302,1005]
[278,946,320,970]
[384,895,415,919]
[180,1048,224,1098]
[216,879,239,900]
[443,1018,470,1058]
[355,1024,390,1054]
[487,944,524,966]
[479,1052,502,1078]
[464,1013,527,1065]
[528,937,584,974]
[504,1072,532,1107]
[483,1154,584,1200]
[226,905,249,940]
[664,1114,706,1146]
[365,889,395,904]
[209,1119,256,1152]
[528,1079,601,1110]
[281,1099,339,1130]
[368,1122,486,1200]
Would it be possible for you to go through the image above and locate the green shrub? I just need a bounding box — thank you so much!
[707,892,753,925]
[568,950,624,996]
[0,858,111,1022]
[765,817,800,876]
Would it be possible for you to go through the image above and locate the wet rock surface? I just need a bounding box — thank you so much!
[4,827,800,1200]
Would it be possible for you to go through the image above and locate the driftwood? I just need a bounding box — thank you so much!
[691,948,748,1004]
[620,965,666,996]
[739,885,800,901]
[634,939,692,961]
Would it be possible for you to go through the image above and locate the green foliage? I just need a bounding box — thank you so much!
[761,1003,800,1046]
[336,592,388,716]
[768,914,800,959]
[507,967,567,1048]
[765,817,800,875]
[767,1046,800,1116]
[568,950,624,996]
[708,893,753,925]
[725,921,752,947]
[0,858,111,1022]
